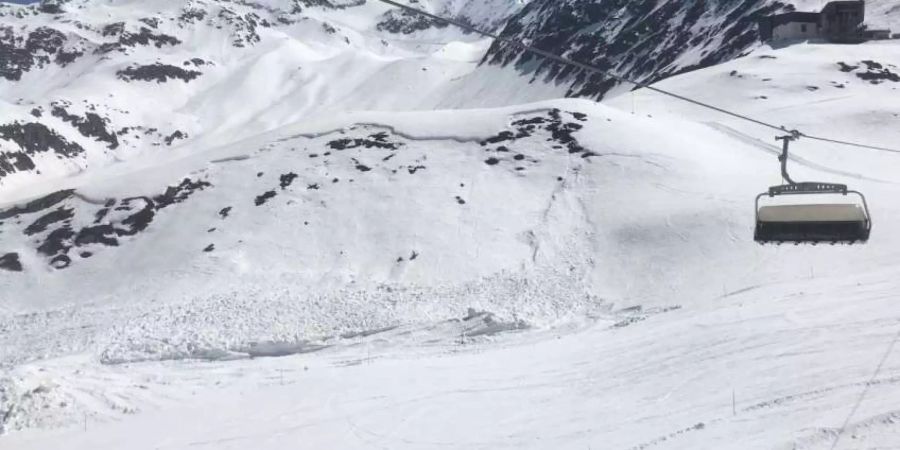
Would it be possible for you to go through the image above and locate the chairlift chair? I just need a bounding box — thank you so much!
[755,135,871,244]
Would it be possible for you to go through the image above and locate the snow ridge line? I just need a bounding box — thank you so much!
[279,107,564,144]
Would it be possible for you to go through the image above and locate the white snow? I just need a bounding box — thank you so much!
[2,1,900,449]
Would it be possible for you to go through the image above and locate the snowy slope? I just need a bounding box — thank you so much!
[609,40,900,180]
[2,1,900,449]
[3,37,900,446]
[5,270,900,449]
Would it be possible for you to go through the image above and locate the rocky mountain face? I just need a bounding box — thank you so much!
[483,0,793,98]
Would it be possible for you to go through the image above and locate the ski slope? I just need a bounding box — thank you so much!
[4,270,900,450]
[2,1,900,449]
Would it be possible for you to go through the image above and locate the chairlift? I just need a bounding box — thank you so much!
[755,135,871,244]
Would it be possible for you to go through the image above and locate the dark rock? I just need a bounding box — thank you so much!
[0,190,73,221]
[481,110,590,159]
[37,226,74,257]
[117,63,201,83]
[75,224,119,247]
[0,122,83,156]
[1,180,209,272]
[377,8,448,34]
[215,8,263,48]
[481,131,515,145]
[0,253,22,272]
[139,17,160,29]
[178,7,207,25]
[1,26,78,81]
[102,22,125,37]
[55,48,81,65]
[38,0,65,14]
[837,62,858,72]
[164,130,186,145]
[24,206,73,235]
[861,60,883,70]
[93,207,110,223]
[255,191,277,206]
[97,27,181,54]
[855,60,900,84]
[280,172,298,189]
[51,104,119,149]
[116,197,155,235]
[153,178,212,209]
[328,134,402,150]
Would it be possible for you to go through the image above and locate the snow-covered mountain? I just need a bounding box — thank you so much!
[0,0,532,196]
[6,0,892,195]
[483,0,790,99]
[2,0,900,448]
[484,0,900,98]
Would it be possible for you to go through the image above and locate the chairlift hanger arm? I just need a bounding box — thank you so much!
[772,135,848,194]
[776,135,797,185]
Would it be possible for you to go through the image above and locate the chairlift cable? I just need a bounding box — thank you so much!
[802,134,900,154]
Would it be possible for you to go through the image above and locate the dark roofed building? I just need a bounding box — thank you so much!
[758,12,821,42]
[821,0,866,41]
[758,1,869,43]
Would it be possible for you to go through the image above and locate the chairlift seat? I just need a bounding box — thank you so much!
[758,204,867,223]
[755,203,870,243]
